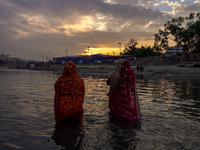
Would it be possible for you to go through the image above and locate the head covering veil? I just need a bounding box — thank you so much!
[62,61,77,77]
[110,59,126,91]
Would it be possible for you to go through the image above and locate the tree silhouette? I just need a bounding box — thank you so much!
[122,38,158,58]
[154,12,200,54]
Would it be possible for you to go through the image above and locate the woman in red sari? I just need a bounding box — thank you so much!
[107,59,141,121]
[54,61,85,124]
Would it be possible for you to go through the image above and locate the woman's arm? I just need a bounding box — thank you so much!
[54,78,61,124]
[107,76,111,85]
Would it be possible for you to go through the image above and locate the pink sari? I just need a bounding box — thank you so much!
[108,60,141,121]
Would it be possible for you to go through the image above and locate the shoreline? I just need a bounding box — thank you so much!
[134,65,200,77]
[2,62,200,77]
[76,64,200,77]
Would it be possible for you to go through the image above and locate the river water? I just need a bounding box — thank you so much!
[0,67,200,150]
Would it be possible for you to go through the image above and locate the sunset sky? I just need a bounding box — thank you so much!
[0,0,199,61]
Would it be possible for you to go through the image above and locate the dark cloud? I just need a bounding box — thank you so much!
[0,0,189,60]
[6,0,168,24]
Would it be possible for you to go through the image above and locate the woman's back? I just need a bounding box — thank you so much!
[54,61,85,125]
[108,60,141,121]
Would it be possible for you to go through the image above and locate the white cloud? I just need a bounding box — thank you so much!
[157,0,182,8]
[172,2,200,16]
[103,0,140,6]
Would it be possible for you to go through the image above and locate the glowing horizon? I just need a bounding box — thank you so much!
[81,47,123,56]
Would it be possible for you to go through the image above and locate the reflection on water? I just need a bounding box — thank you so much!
[136,75,200,149]
[52,123,84,150]
[137,75,200,122]
[0,67,200,150]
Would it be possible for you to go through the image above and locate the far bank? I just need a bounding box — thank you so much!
[3,56,200,77]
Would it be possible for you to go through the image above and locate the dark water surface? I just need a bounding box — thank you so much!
[0,67,200,150]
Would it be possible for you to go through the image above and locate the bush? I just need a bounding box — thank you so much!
[193,64,200,68]
[178,65,186,67]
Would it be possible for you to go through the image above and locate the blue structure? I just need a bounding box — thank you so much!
[53,54,109,64]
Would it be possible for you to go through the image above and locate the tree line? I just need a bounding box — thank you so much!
[122,39,158,58]
[122,12,200,58]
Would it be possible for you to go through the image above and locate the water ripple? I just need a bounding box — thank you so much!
[0,68,200,149]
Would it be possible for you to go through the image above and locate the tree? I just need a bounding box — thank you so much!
[153,29,169,55]
[154,12,200,53]
[184,13,200,53]
[122,38,158,58]
[124,38,138,55]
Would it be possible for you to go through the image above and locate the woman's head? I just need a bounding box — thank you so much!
[110,59,128,91]
[121,60,132,72]
[62,61,77,76]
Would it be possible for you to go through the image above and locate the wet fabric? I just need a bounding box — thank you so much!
[54,61,85,124]
[110,59,126,91]
[108,60,141,121]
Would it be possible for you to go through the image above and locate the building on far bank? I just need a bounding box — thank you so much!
[53,54,107,64]
[53,54,136,64]
[163,46,200,61]
[165,46,183,57]
[105,55,136,62]
[0,53,11,63]
[176,51,200,61]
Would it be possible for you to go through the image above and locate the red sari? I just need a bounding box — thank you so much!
[108,60,141,121]
[54,61,85,124]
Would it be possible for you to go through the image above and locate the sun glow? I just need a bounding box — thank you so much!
[62,16,94,35]
[62,14,111,35]
[82,47,121,55]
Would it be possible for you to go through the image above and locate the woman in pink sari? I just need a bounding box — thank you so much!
[107,59,141,121]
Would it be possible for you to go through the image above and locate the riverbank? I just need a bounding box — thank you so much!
[4,60,200,77]
[134,65,200,77]
[75,64,200,77]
